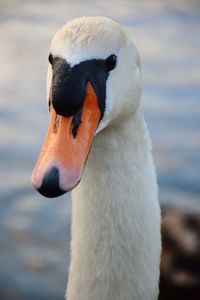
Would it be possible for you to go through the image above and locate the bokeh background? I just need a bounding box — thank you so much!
[0,0,200,299]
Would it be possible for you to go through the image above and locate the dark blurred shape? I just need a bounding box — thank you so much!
[159,211,200,300]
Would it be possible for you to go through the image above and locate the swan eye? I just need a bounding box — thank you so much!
[48,53,53,65]
[105,54,117,71]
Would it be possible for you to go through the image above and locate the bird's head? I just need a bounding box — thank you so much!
[32,16,142,197]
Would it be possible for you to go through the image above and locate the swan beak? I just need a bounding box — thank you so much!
[32,83,101,198]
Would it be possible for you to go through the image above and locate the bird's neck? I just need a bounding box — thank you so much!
[66,105,161,300]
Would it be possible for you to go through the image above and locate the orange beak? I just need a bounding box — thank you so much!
[32,83,101,197]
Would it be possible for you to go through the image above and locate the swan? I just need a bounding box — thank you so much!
[32,16,161,300]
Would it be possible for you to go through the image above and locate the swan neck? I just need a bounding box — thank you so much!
[66,105,161,300]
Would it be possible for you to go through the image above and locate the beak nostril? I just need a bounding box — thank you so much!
[53,114,60,133]
[71,108,82,138]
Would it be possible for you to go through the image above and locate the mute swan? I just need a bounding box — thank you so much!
[32,17,161,300]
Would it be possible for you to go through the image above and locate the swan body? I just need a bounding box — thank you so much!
[32,16,161,300]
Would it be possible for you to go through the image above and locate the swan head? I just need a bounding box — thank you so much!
[32,16,142,198]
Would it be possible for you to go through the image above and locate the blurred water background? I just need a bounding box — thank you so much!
[0,0,200,299]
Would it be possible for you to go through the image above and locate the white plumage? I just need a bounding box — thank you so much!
[47,16,161,300]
